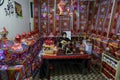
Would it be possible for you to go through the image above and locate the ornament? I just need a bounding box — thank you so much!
[50,20,53,24]
[56,27,59,31]
[101,8,105,12]
[79,7,83,12]
[114,13,118,19]
[81,26,84,30]
[49,14,52,18]
[15,34,21,43]
[58,0,66,15]
[74,5,77,10]
[42,25,46,28]
[22,32,26,38]
[81,15,84,19]
[56,15,59,20]
[42,13,47,18]
[63,22,67,26]
[112,29,115,33]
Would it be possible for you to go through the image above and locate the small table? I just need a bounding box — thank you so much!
[39,53,91,79]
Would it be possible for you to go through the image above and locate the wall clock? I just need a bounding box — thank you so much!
[0,0,4,6]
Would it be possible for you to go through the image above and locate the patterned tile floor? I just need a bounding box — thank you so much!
[34,64,106,80]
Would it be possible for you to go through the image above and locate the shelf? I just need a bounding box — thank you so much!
[103,67,115,78]
[102,69,115,80]
[102,73,114,80]
[104,52,120,62]
[102,52,120,80]
[102,57,117,70]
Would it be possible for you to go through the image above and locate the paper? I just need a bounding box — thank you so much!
[64,31,71,40]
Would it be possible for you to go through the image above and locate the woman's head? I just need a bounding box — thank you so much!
[62,32,67,38]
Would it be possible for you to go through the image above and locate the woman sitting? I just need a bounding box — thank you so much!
[59,32,73,54]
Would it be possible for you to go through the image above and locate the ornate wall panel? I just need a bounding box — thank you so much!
[87,1,95,34]
[94,0,109,36]
[34,0,119,38]
[40,0,49,35]
[48,0,55,34]
[93,1,99,32]
[34,0,39,30]
[110,0,120,35]
[79,1,89,33]
[103,0,113,37]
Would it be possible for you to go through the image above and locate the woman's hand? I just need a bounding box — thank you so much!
[61,40,67,44]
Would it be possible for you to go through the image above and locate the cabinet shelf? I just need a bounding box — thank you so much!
[102,73,115,80]
[102,53,120,80]
[102,59,117,70]
[103,67,115,78]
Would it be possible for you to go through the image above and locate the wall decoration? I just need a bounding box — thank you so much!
[4,0,14,16]
[0,0,4,6]
[110,0,120,35]
[60,15,71,31]
[79,1,89,33]
[57,0,66,15]
[40,0,48,34]
[15,1,23,18]
[30,2,33,18]
[34,0,39,30]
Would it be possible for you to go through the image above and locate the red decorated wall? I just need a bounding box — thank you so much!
[34,0,120,37]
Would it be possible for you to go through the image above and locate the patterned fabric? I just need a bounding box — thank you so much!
[34,64,106,80]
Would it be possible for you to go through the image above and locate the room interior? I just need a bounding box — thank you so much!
[0,0,120,80]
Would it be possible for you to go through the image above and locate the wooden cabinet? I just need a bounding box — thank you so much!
[101,53,120,80]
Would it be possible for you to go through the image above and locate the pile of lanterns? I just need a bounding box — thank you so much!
[0,27,39,65]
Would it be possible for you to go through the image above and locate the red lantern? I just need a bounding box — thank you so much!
[98,30,101,35]
[22,32,26,38]
[15,34,21,43]
[109,33,113,38]
[27,32,32,38]
[103,32,107,36]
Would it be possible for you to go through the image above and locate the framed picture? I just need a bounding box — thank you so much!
[30,2,33,18]
[15,1,23,18]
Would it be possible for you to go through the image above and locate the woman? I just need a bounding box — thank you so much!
[59,32,71,49]
[59,32,73,54]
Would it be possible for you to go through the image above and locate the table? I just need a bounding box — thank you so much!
[39,53,91,79]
